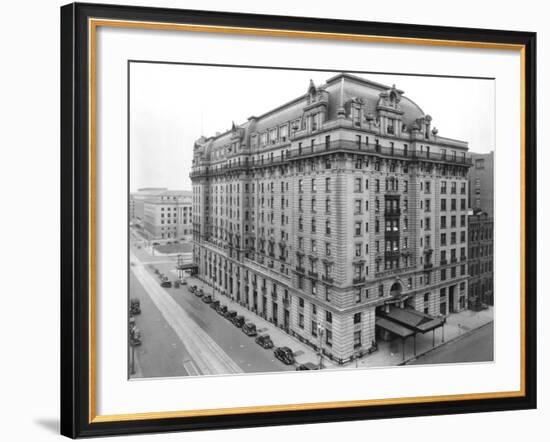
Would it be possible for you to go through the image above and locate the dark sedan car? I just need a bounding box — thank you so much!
[242,322,257,336]
[160,280,172,288]
[224,310,237,321]
[231,315,245,328]
[295,362,320,371]
[201,295,213,304]
[255,334,274,349]
[274,347,295,365]
[216,305,228,316]
[210,300,220,310]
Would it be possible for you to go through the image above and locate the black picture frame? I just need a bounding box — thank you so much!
[60,2,537,438]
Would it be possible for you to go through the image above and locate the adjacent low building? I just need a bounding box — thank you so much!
[190,73,472,364]
[130,188,193,240]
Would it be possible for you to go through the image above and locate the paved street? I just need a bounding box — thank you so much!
[128,229,494,376]
[129,238,294,378]
[407,322,493,365]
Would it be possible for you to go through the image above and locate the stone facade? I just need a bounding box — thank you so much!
[131,188,193,240]
[190,73,472,363]
[468,151,494,217]
[468,212,494,309]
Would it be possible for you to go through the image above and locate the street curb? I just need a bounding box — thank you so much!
[399,320,494,366]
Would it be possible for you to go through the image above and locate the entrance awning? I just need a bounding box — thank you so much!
[376,317,414,338]
[178,263,198,270]
[379,307,445,334]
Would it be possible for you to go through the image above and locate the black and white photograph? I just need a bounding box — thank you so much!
[128,63,495,379]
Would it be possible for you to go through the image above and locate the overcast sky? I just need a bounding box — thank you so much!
[130,63,494,192]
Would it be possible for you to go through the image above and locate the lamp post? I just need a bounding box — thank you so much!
[317,325,324,369]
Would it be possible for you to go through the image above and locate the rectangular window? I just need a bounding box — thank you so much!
[353,330,361,348]
[354,312,362,324]
[326,329,333,347]
[354,178,362,192]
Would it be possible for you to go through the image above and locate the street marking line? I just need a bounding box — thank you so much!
[183,359,200,376]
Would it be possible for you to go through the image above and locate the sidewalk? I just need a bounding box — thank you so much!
[187,276,336,369]
[179,275,493,371]
[347,307,494,369]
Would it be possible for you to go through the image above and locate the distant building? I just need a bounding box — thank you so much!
[467,211,494,309]
[130,188,193,240]
[190,73,472,364]
[468,152,494,217]
[467,151,494,310]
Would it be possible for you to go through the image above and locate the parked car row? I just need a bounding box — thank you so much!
[128,300,142,346]
[189,285,319,370]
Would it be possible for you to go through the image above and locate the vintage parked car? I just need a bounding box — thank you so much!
[209,300,220,310]
[274,346,295,365]
[201,295,213,304]
[295,362,320,371]
[194,288,203,297]
[129,326,142,346]
[130,298,141,315]
[216,305,228,316]
[224,310,237,320]
[160,280,172,288]
[231,315,245,328]
[242,322,257,336]
[255,334,274,349]
[189,285,197,294]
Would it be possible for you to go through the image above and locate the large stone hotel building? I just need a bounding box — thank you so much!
[190,73,472,363]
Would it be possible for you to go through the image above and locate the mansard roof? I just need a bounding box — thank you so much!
[203,72,427,156]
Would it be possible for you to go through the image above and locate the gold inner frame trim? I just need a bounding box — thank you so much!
[88,18,527,424]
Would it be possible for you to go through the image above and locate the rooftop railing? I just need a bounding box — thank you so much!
[190,140,472,177]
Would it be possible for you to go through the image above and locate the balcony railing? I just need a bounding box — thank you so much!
[424,262,433,270]
[384,209,401,217]
[189,140,473,178]
[353,276,366,284]
[308,271,319,279]
[296,266,305,274]
[322,275,334,284]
